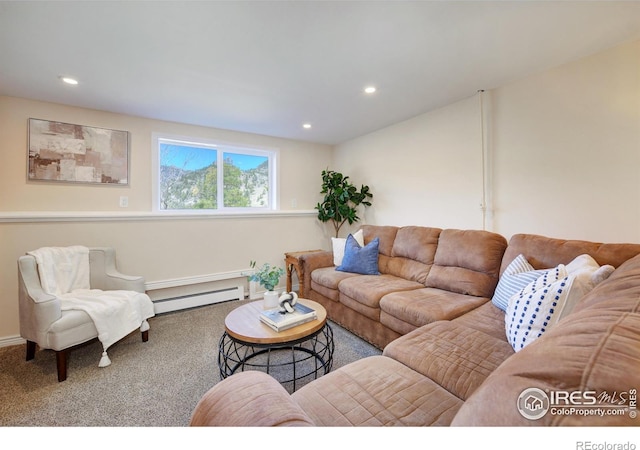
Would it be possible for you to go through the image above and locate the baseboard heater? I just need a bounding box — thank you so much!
[145,269,251,314]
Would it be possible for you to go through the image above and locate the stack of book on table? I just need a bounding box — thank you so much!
[259,303,317,332]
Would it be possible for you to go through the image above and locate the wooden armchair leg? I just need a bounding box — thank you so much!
[56,350,68,382]
[142,330,149,342]
[26,340,36,361]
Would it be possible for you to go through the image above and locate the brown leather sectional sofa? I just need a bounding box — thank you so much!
[190,226,640,426]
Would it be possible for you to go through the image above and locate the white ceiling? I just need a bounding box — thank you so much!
[1,1,639,145]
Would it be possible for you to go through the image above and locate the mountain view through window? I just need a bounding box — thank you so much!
[159,140,271,210]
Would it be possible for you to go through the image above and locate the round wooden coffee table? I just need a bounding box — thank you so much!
[218,298,334,392]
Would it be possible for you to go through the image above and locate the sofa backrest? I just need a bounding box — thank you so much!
[500,233,640,275]
[362,225,442,283]
[425,229,508,298]
[388,226,442,283]
[362,225,398,258]
[362,225,508,295]
[571,252,640,315]
[362,225,440,283]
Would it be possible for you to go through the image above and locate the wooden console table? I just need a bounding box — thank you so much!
[284,250,322,294]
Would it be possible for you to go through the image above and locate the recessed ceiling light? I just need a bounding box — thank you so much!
[303,123,312,129]
[60,76,79,85]
[364,86,376,94]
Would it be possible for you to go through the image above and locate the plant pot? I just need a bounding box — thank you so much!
[263,290,280,309]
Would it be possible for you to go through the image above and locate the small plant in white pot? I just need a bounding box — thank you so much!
[249,261,285,309]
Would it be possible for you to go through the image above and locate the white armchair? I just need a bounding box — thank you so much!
[18,247,154,382]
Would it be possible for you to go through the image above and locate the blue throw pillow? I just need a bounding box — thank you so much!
[336,234,380,275]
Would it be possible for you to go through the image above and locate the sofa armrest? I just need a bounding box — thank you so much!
[298,250,334,297]
[189,371,314,426]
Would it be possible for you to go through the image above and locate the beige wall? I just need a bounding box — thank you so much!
[335,39,640,244]
[491,39,640,241]
[0,96,333,340]
[335,94,486,232]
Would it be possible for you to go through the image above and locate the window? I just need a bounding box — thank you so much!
[154,135,277,212]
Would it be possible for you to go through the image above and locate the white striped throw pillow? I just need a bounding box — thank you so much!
[491,254,546,312]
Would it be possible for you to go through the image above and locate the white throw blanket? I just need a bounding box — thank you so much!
[27,246,154,367]
[60,289,155,366]
[27,246,91,296]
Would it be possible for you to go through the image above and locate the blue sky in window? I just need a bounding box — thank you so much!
[224,152,267,170]
[161,143,265,171]
[161,144,216,170]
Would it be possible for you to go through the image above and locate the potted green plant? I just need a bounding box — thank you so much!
[249,261,285,308]
[315,169,373,237]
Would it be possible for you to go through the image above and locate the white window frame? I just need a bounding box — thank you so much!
[152,133,279,214]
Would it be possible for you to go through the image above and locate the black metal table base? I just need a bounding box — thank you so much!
[218,323,334,392]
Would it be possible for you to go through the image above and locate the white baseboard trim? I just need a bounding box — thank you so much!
[153,288,243,314]
[0,335,25,348]
[145,269,252,291]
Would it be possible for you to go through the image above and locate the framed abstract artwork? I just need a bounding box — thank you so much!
[28,118,129,185]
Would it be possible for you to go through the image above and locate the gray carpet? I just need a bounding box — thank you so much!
[0,299,381,427]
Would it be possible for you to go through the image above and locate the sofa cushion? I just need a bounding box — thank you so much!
[451,301,506,341]
[491,254,546,311]
[379,287,488,334]
[361,225,398,257]
[339,275,424,321]
[391,226,441,263]
[383,258,431,285]
[383,321,514,400]
[291,355,463,426]
[382,226,441,283]
[310,266,359,302]
[311,266,359,290]
[425,229,507,297]
[336,235,380,275]
[309,280,340,302]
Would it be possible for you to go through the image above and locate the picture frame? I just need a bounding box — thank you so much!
[28,118,130,185]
